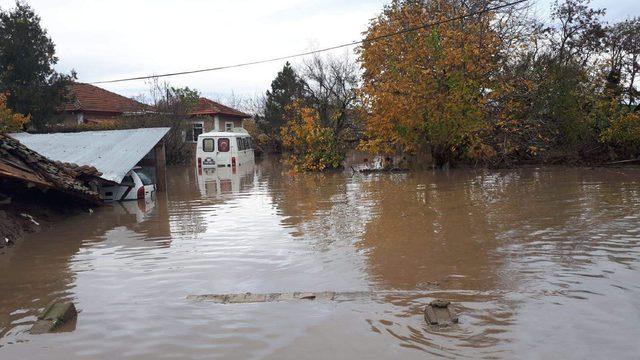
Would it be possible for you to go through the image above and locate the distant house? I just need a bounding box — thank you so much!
[185,98,251,142]
[61,83,153,125]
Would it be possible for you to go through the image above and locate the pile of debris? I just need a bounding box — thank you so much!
[0,134,102,203]
[1,134,103,248]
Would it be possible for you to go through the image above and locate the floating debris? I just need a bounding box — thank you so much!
[424,300,458,326]
[356,168,409,174]
[187,291,340,304]
[187,290,450,305]
[19,213,39,226]
[30,302,78,334]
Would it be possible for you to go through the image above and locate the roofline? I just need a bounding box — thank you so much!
[189,111,251,118]
[198,131,251,137]
[59,109,157,115]
[63,82,154,113]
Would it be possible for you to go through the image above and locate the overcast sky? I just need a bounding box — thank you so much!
[0,0,638,105]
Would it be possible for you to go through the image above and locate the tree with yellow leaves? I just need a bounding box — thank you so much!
[281,101,344,171]
[358,0,502,167]
[0,92,29,133]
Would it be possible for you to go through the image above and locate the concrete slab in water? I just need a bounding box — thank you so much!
[424,300,458,326]
[186,291,341,304]
[30,302,77,334]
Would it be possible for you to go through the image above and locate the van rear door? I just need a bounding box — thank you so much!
[201,137,216,167]
[217,137,232,166]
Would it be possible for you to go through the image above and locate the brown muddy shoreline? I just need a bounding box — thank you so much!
[0,189,92,252]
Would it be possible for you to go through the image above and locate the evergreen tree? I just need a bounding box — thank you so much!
[262,62,304,149]
[0,1,74,129]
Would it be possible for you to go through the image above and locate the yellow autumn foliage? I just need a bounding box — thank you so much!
[358,0,501,166]
[281,101,344,171]
[595,97,640,156]
[0,93,29,133]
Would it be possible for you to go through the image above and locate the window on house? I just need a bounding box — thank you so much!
[188,123,203,142]
[225,122,234,132]
[218,138,230,152]
[203,138,214,152]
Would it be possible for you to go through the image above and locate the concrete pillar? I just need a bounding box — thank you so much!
[154,141,167,193]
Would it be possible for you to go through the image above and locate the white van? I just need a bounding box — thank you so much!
[196,162,255,197]
[196,128,255,172]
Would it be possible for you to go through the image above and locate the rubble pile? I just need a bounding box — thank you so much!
[0,134,102,203]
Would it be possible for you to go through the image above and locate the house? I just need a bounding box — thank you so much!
[59,84,251,146]
[61,83,153,125]
[185,98,251,142]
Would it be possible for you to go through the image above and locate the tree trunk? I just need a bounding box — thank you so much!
[431,145,452,169]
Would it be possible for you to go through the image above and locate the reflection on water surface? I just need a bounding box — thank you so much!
[1,158,639,359]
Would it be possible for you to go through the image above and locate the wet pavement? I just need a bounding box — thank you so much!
[1,158,640,359]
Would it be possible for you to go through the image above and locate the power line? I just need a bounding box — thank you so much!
[89,0,527,85]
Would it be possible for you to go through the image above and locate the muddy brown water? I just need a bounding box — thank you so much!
[1,159,640,359]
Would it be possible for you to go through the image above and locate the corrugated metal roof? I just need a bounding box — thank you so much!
[10,128,170,184]
[0,134,102,204]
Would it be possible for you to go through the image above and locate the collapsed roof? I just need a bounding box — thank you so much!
[10,128,170,184]
[0,134,102,204]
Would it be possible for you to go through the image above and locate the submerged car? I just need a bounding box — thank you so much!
[100,167,156,201]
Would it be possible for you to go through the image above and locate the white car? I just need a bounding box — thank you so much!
[100,167,156,201]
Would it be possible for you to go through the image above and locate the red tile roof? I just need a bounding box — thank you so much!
[189,98,251,118]
[63,83,152,114]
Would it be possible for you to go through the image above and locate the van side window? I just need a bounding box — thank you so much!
[236,137,244,151]
[247,138,253,149]
[218,138,230,152]
[243,137,249,150]
[203,138,214,152]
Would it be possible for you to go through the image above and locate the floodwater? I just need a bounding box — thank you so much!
[1,158,640,359]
